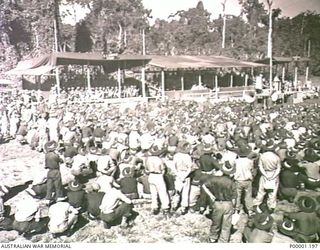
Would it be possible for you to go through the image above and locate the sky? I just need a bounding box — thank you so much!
[61,0,320,25]
[142,0,320,20]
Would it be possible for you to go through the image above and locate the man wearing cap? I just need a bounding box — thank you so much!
[144,145,171,215]
[198,167,237,243]
[44,140,65,203]
[253,141,281,212]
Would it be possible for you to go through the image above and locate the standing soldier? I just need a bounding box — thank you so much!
[173,141,195,215]
[44,141,65,204]
[198,164,237,243]
[144,145,170,216]
[37,112,48,152]
[47,111,60,142]
[253,141,281,212]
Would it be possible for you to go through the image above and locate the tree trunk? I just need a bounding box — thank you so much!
[221,0,227,49]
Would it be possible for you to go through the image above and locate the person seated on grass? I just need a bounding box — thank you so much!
[48,201,79,238]
[99,181,136,229]
[12,190,49,239]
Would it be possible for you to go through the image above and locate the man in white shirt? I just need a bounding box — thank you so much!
[253,146,281,212]
[99,185,134,229]
[12,192,48,237]
[233,147,255,216]
[48,201,78,237]
[172,141,195,214]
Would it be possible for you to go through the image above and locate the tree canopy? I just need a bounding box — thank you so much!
[1,0,320,76]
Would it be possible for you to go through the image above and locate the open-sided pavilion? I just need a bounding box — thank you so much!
[6,52,267,101]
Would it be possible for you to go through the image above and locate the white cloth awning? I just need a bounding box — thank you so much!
[5,65,55,76]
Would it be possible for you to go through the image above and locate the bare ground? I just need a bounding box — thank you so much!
[0,141,300,243]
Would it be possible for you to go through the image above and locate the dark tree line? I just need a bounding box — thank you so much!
[1,0,320,77]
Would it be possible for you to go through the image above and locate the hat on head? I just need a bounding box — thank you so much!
[221,161,236,176]
[109,148,120,161]
[264,139,276,151]
[312,140,320,151]
[315,195,320,205]
[0,185,9,195]
[253,213,274,231]
[296,141,307,150]
[303,148,320,162]
[68,179,84,192]
[286,150,297,160]
[149,145,165,157]
[190,169,203,186]
[45,141,58,152]
[201,143,213,154]
[122,167,135,178]
[293,234,317,243]
[89,146,98,155]
[278,218,296,237]
[295,196,317,213]
[254,203,269,214]
[181,126,189,134]
[78,147,86,156]
[238,146,252,157]
[177,141,192,154]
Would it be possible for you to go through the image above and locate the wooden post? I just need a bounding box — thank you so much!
[53,20,58,52]
[181,74,185,91]
[215,75,218,99]
[305,64,309,87]
[87,67,91,94]
[55,67,60,96]
[230,74,233,88]
[142,29,146,56]
[198,74,202,85]
[245,74,248,87]
[118,66,121,98]
[161,70,165,101]
[141,64,146,97]
[267,0,273,91]
[282,66,285,83]
[221,0,227,49]
[294,66,298,89]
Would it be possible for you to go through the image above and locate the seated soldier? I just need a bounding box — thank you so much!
[12,191,49,238]
[71,147,93,183]
[119,167,139,200]
[99,182,135,229]
[48,201,79,238]
[84,183,105,220]
[243,213,274,243]
[66,180,85,211]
